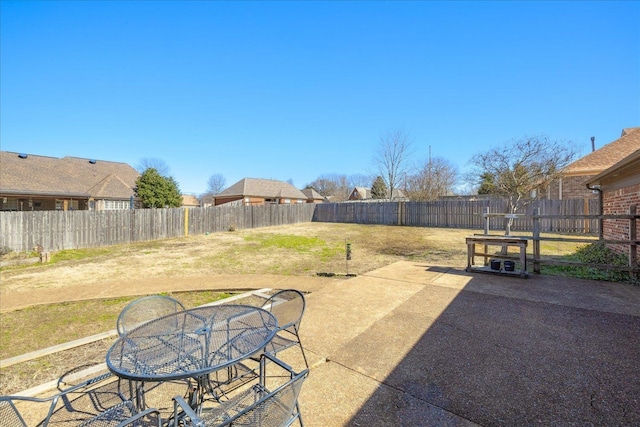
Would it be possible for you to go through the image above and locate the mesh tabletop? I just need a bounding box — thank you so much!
[106,305,278,381]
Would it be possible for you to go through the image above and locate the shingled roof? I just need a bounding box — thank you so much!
[179,195,198,206]
[0,151,139,198]
[564,127,640,176]
[301,188,324,201]
[216,178,307,200]
[351,187,370,199]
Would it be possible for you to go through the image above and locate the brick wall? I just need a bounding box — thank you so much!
[602,183,640,257]
[546,175,599,200]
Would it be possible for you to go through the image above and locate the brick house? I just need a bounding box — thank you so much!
[585,147,640,259]
[213,178,308,206]
[348,187,370,200]
[301,188,326,203]
[0,151,139,211]
[543,128,640,200]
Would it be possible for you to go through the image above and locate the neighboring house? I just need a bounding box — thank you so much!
[585,146,640,258]
[349,187,370,200]
[200,194,215,208]
[213,178,308,206]
[181,195,200,208]
[0,151,140,211]
[348,187,407,201]
[542,127,640,200]
[301,188,326,204]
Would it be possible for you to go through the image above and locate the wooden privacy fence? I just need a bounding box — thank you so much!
[0,204,316,252]
[0,199,600,253]
[314,198,600,233]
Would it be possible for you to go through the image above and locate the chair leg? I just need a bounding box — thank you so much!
[296,401,304,427]
[294,328,309,369]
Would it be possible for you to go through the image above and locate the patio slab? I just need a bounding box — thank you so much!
[6,260,640,426]
[298,261,640,426]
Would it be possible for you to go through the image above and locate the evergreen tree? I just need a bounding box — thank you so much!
[135,168,182,208]
[477,172,496,195]
[371,176,388,199]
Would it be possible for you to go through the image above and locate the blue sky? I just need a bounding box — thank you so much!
[2,1,639,195]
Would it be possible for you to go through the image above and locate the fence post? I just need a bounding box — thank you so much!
[630,205,637,281]
[483,206,490,234]
[482,207,490,265]
[130,209,135,243]
[533,207,541,274]
[583,198,590,234]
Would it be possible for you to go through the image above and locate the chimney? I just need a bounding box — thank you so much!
[590,136,595,152]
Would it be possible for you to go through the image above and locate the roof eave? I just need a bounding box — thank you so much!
[0,189,90,197]
[586,149,640,186]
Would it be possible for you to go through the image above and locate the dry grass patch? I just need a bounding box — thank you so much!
[0,224,473,293]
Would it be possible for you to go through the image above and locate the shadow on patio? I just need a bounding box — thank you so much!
[297,261,640,426]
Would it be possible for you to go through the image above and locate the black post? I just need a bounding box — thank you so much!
[533,207,541,274]
[630,205,637,281]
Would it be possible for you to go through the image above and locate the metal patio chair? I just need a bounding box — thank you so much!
[0,371,161,427]
[117,295,186,337]
[172,354,309,427]
[260,289,309,368]
[116,295,193,410]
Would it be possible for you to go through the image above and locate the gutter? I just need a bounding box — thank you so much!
[0,190,89,197]
[584,148,640,241]
[585,183,603,240]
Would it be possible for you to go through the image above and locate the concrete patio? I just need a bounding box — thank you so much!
[295,261,640,426]
[4,261,640,426]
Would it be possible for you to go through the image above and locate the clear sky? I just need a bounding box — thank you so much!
[1,1,639,195]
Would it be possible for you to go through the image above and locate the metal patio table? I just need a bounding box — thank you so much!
[106,304,278,413]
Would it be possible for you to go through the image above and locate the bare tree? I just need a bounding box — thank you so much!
[199,174,227,203]
[136,158,170,176]
[306,174,350,201]
[470,135,577,231]
[205,174,227,195]
[405,157,458,201]
[348,174,374,189]
[375,129,413,201]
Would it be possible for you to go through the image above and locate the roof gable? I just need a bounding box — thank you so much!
[350,187,406,200]
[351,187,370,199]
[181,195,200,206]
[302,188,324,200]
[217,178,307,199]
[565,127,640,176]
[87,174,134,198]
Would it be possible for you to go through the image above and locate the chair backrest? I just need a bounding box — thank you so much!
[220,369,309,427]
[0,399,28,427]
[261,289,306,332]
[117,295,185,336]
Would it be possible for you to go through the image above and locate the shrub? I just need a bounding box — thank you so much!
[570,242,630,282]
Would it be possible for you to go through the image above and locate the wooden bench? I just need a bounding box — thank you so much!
[466,235,528,278]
